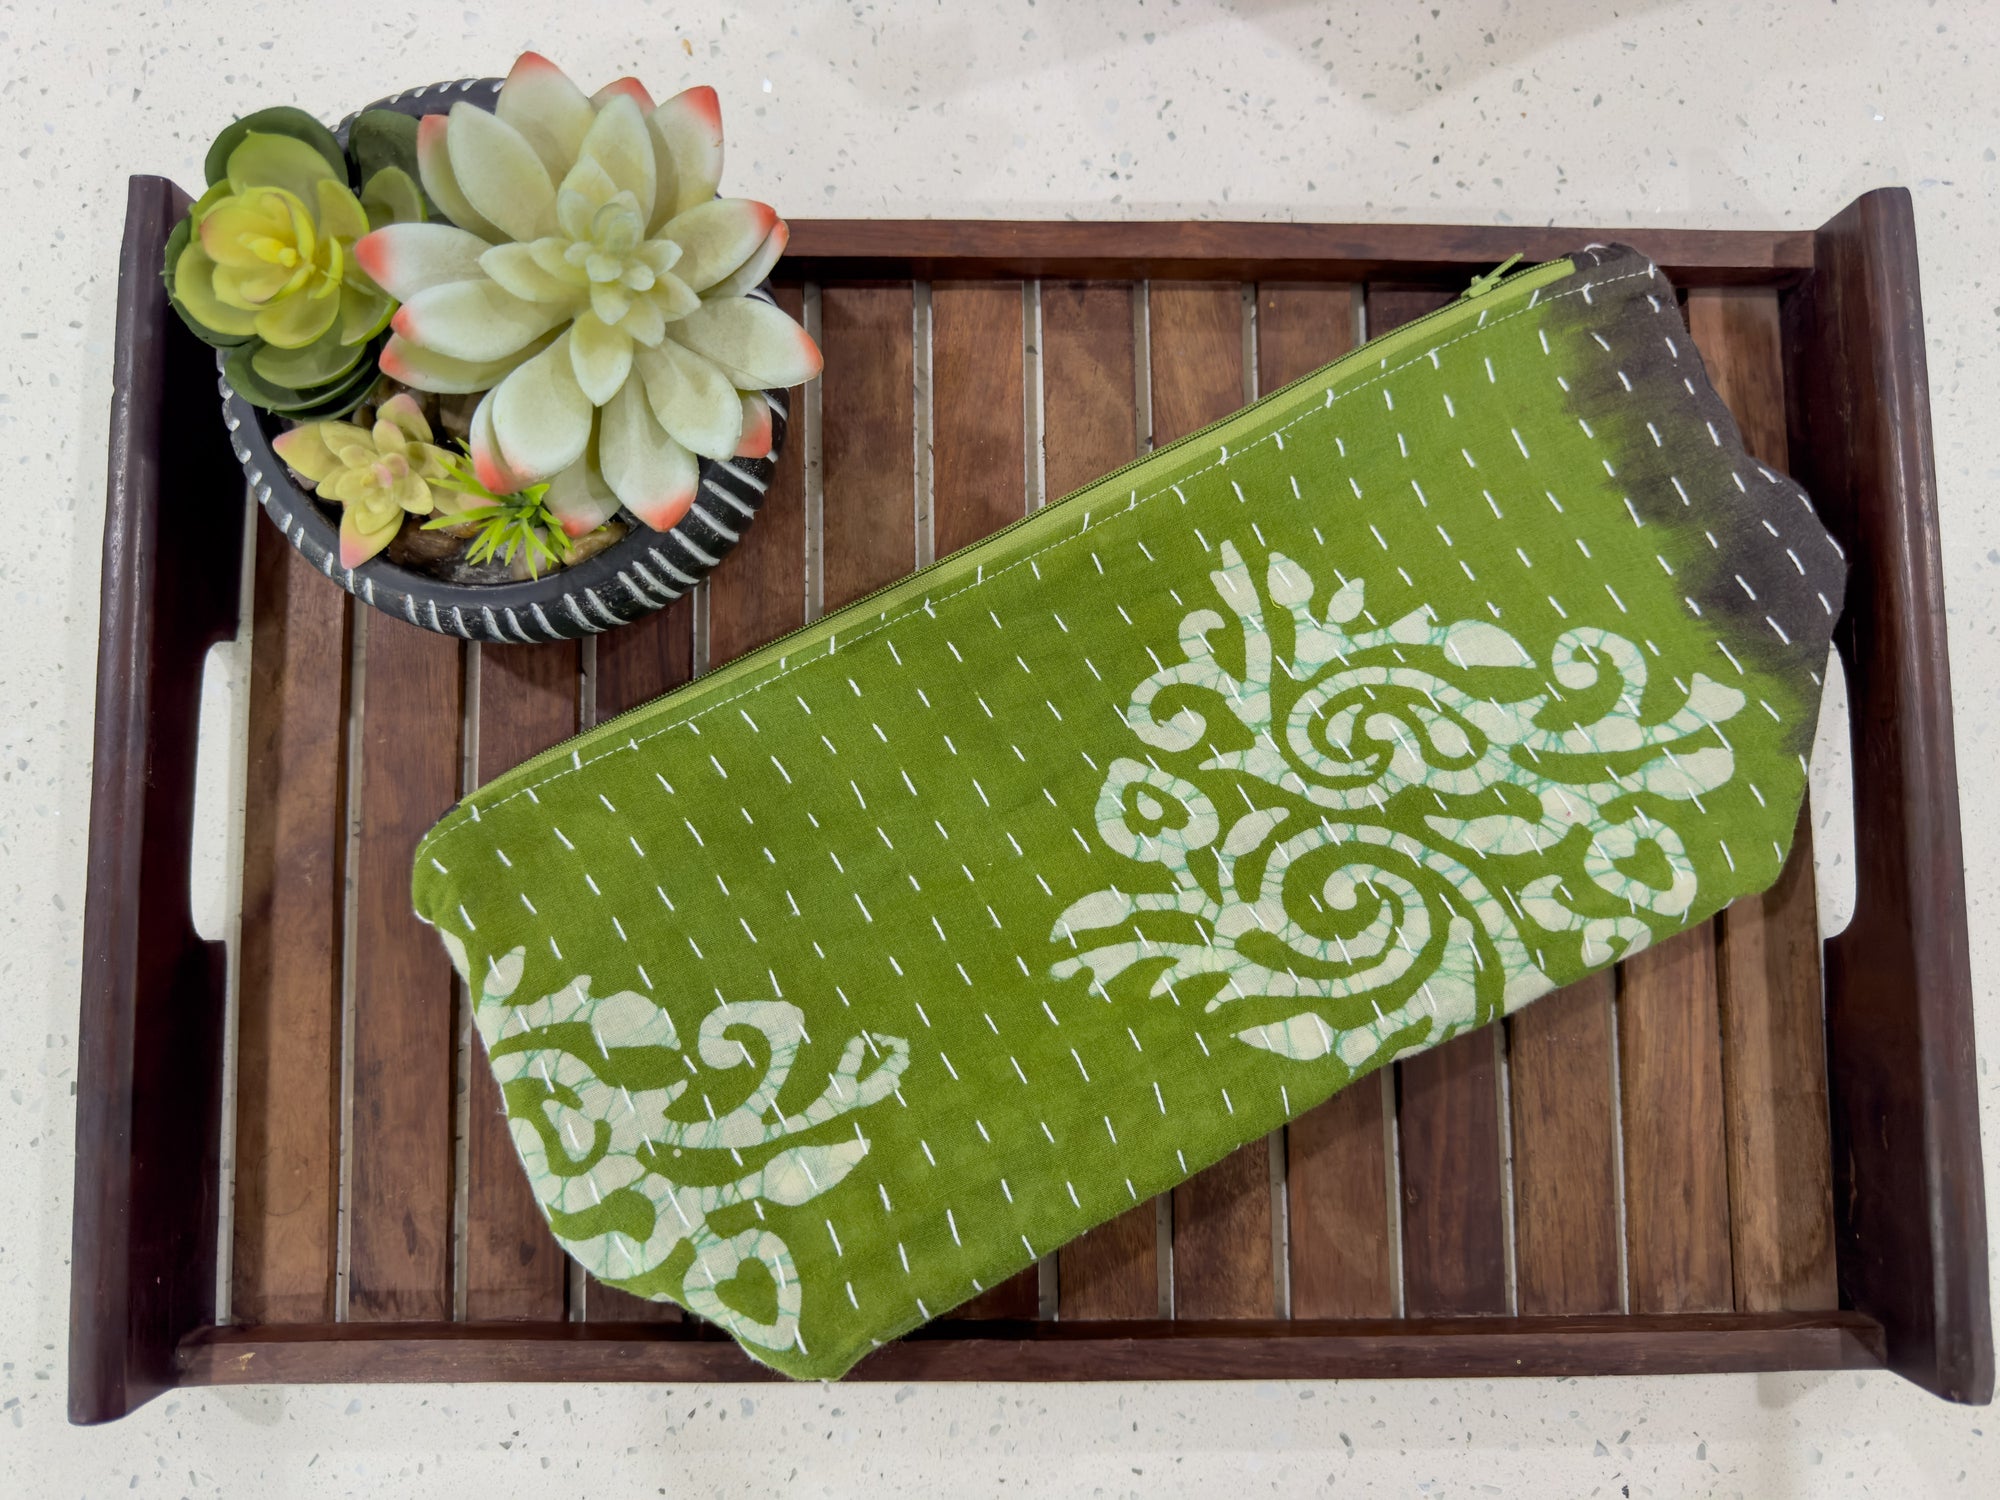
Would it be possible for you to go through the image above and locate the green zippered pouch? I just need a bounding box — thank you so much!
[412,244,1845,1379]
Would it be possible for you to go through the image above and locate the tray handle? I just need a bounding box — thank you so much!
[69,176,248,1424]
[1784,186,1993,1405]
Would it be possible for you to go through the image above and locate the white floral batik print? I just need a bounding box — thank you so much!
[439,932,907,1356]
[1052,540,1742,1073]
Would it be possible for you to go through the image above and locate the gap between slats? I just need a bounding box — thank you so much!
[449,642,480,1322]
[571,636,595,1323]
[1135,278,1173,1324]
[346,616,464,1323]
[210,490,277,1325]
[333,608,367,1321]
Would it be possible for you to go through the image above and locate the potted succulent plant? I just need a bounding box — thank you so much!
[167,53,820,641]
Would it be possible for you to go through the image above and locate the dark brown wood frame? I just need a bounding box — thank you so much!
[70,182,1989,1422]
[176,1310,1884,1386]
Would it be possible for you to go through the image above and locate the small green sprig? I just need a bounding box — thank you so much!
[425,450,576,578]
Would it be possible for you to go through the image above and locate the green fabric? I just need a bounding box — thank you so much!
[412,245,1845,1379]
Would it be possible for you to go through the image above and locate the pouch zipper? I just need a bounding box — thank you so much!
[472,252,1560,796]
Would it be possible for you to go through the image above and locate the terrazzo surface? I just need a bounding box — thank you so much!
[3,1,1996,1494]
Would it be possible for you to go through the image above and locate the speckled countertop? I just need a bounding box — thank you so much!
[3,2,1996,1494]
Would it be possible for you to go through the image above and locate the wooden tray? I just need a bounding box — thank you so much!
[69,184,1991,1421]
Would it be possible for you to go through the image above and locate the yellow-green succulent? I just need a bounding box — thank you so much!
[272,393,464,567]
[166,105,426,417]
[178,136,379,350]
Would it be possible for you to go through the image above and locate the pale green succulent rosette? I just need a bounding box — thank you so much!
[356,52,819,539]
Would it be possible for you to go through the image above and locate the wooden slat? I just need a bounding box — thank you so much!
[1618,925,1735,1312]
[1149,282,1243,447]
[1687,288,1791,465]
[1508,976,1622,1314]
[1686,285,1837,1312]
[1148,280,1274,1319]
[586,592,693,1323]
[1396,1031,1510,1316]
[1487,277,1625,1319]
[1285,1085,1393,1318]
[1715,812,1838,1309]
[232,523,351,1324]
[1172,1150,1276,1320]
[1366,284,1456,343]
[1254,283,1395,1320]
[1041,283,1138,500]
[928,279,1038,1320]
[346,616,462,1322]
[710,287,809,670]
[1359,283,1512,1319]
[1057,1205,1156,1320]
[1256,284,1357,392]
[932,282,1026,557]
[596,601,693,719]
[1040,281,1159,1320]
[463,641,577,1321]
[822,285,915,610]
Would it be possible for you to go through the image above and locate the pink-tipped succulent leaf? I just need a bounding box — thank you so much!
[635,339,744,461]
[647,86,724,226]
[339,507,401,571]
[706,218,790,301]
[591,76,657,113]
[599,379,697,531]
[735,392,773,459]
[416,113,505,242]
[665,296,823,390]
[379,331,549,395]
[353,222,490,302]
[470,389,535,495]
[496,51,596,182]
[443,102,557,243]
[543,442,625,537]
[490,331,594,483]
[660,199,777,292]
[392,278,567,363]
[271,422,340,482]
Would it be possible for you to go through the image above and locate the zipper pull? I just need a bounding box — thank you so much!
[1461,252,1523,300]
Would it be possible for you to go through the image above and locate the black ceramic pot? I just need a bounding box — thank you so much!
[219,78,786,644]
